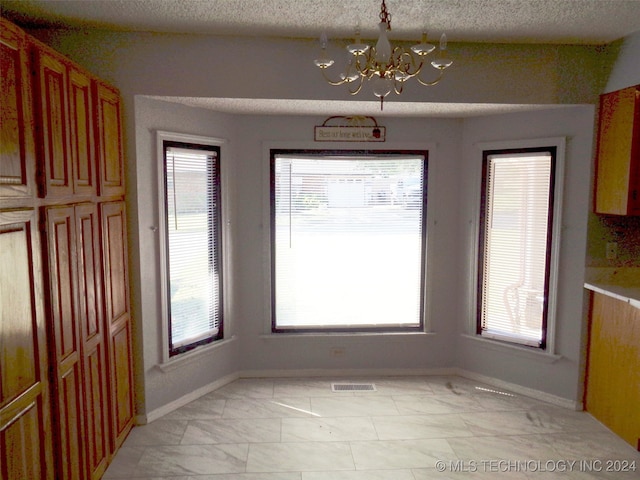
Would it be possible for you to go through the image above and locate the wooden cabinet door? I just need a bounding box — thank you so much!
[99,201,134,450]
[0,209,54,480]
[595,85,640,215]
[94,83,125,197]
[69,68,96,196]
[586,292,640,449]
[33,47,73,198]
[75,204,110,479]
[0,19,36,199]
[41,205,85,480]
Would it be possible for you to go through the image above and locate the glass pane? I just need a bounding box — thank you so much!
[480,152,552,346]
[165,146,221,351]
[273,154,426,329]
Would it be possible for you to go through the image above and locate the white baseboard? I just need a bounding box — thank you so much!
[238,367,457,379]
[138,372,240,424]
[136,366,581,424]
[455,368,582,411]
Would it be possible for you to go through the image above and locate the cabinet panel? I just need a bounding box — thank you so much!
[586,292,640,449]
[41,205,86,480]
[0,209,53,480]
[75,204,109,479]
[69,68,96,196]
[94,83,125,197]
[595,85,640,215]
[34,48,73,198]
[0,19,36,199]
[100,201,133,449]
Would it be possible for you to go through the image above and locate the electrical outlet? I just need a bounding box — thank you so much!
[330,347,345,357]
[606,242,618,260]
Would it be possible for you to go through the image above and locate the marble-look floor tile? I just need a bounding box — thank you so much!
[223,397,314,418]
[424,376,492,396]
[372,414,474,440]
[273,379,339,398]
[187,474,302,480]
[459,410,566,436]
[302,469,415,479]
[371,377,436,396]
[310,395,399,417]
[413,467,529,479]
[546,431,640,460]
[103,445,146,478]
[163,396,226,420]
[393,393,486,415]
[281,417,378,442]
[134,444,248,476]
[181,418,281,444]
[447,434,561,461]
[246,441,355,472]
[124,419,188,446]
[350,438,458,469]
[213,378,275,399]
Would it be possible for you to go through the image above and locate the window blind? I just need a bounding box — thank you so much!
[164,145,222,353]
[479,151,554,347]
[272,153,426,330]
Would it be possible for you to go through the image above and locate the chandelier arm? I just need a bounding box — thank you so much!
[320,68,352,86]
[415,69,445,87]
[347,75,366,95]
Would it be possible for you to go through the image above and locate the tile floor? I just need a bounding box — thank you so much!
[104,375,640,479]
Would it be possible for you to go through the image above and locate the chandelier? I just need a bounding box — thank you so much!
[314,0,453,110]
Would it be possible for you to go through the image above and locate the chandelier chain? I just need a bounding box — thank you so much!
[379,0,391,29]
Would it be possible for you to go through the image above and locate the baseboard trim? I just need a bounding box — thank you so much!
[138,372,240,424]
[455,368,582,411]
[137,366,581,424]
[238,367,457,379]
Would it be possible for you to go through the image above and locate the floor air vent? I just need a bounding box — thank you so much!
[331,383,376,392]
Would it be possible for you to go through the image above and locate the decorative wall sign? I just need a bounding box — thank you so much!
[314,116,386,142]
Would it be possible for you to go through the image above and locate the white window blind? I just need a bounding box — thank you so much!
[478,151,554,347]
[272,153,426,331]
[164,145,222,354]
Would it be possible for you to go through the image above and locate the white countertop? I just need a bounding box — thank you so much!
[584,267,640,309]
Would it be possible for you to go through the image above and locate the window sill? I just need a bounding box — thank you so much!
[156,335,237,373]
[260,331,435,340]
[460,334,562,364]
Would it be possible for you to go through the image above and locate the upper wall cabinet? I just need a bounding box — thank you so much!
[94,83,125,197]
[595,84,640,215]
[0,19,36,200]
[32,45,97,199]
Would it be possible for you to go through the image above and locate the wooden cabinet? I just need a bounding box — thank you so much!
[94,83,125,197]
[41,205,85,480]
[594,84,640,215]
[1,17,133,480]
[75,204,110,480]
[33,46,97,199]
[0,209,54,480]
[0,20,36,200]
[585,292,640,449]
[100,201,134,450]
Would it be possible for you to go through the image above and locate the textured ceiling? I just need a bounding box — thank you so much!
[3,0,639,117]
[3,0,640,44]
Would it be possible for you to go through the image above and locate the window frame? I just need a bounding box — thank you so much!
[269,148,429,334]
[156,131,228,361]
[474,139,565,352]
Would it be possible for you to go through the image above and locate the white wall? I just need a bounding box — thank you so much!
[25,27,633,415]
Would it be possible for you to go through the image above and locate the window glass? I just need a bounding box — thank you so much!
[271,151,427,332]
[477,148,556,348]
[163,142,222,355]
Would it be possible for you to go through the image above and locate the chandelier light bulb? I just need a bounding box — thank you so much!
[375,21,392,65]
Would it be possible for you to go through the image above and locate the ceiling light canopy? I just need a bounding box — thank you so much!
[314,0,453,110]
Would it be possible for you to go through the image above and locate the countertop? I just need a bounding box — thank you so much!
[584,267,640,309]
